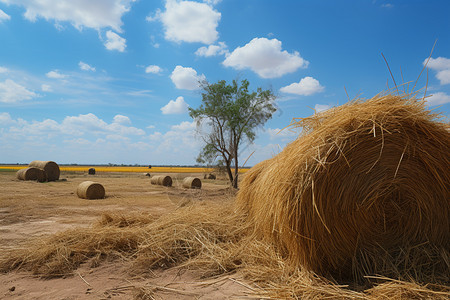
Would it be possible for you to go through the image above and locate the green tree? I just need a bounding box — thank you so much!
[189,79,276,188]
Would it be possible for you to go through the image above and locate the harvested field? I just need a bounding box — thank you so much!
[0,155,448,299]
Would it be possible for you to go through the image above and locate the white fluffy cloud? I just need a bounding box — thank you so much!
[2,113,144,139]
[171,120,196,131]
[0,8,10,22]
[61,113,144,136]
[41,84,52,92]
[104,30,126,52]
[113,114,131,124]
[145,65,162,74]
[146,120,202,162]
[425,57,450,85]
[315,104,331,113]
[170,66,205,90]
[203,0,221,5]
[151,0,221,44]
[266,127,298,140]
[426,57,450,70]
[426,92,450,106]
[223,38,308,78]
[0,112,14,125]
[0,114,203,165]
[280,77,324,96]
[46,70,67,79]
[0,79,37,103]
[79,61,96,72]
[161,96,189,114]
[436,70,450,85]
[1,0,134,32]
[195,42,228,57]
[0,66,8,73]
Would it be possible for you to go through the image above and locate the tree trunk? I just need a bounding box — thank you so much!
[225,159,234,186]
[233,149,239,189]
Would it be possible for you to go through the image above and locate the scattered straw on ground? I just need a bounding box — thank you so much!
[1,200,448,299]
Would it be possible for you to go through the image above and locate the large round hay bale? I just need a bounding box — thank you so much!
[77,181,105,199]
[182,177,202,189]
[28,161,60,181]
[88,168,95,175]
[16,167,47,182]
[236,94,450,281]
[203,173,216,180]
[150,175,172,187]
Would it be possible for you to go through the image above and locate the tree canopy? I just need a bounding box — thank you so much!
[189,79,276,188]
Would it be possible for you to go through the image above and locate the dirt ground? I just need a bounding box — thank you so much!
[0,171,249,299]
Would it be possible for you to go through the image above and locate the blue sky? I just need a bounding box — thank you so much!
[1,0,449,166]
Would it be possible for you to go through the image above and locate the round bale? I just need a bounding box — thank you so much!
[77,181,105,199]
[182,177,202,189]
[28,161,60,181]
[204,173,216,180]
[16,167,47,182]
[236,94,450,281]
[150,175,172,187]
[88,168,96,175]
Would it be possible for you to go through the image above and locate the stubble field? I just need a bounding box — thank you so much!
[0,169,247,299]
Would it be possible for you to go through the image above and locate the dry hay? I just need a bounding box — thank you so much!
[204,173,216,180]
[76,181,105,199]
[150,175,172,187]
[88,168,96,175]
[0,201,448,299]
[182,177,202,189]
[16,167,47,182]
[236,93,450,282]
[0,202,244,278]
[28,160,60,181]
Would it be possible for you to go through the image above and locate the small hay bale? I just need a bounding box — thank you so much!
[204,173,216,180]
[16,167,47,182]
[236,94,450,281]
[182,177,202,189]
[150,175,172,187]
[77,181,105,199]
[88,168,95,175]
[28,161,60,181]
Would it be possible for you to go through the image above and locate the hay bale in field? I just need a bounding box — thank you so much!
[204,173,216,180]
[150,175,172,187]
[28,160,60,181]
[236,93,450,281]
[16,167,47,182]
[182,177,202,189]
[77,181,105,199]
[88,168,95,175]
